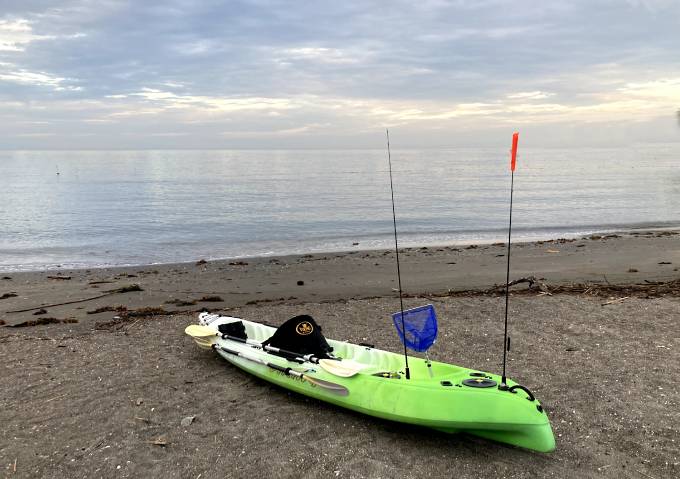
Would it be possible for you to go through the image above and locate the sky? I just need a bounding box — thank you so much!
[1,0,680,149]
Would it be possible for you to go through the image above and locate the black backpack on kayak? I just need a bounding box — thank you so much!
[262,314,334,359]
[217,321,247,340]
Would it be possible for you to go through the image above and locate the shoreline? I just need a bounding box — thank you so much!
[3,223,680,275]
[2,228,680,329]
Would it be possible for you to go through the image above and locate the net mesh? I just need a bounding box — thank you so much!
[392,304,437,352]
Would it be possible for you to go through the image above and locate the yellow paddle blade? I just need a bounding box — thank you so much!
[193,338,215,350]
[337,359,368,370]
[184,324,218,339]
[318,359,367,378]
[291,369,350,396]
[185,325,219,350]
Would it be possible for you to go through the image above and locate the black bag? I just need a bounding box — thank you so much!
[262,315,333,359]
[218,321,247,340]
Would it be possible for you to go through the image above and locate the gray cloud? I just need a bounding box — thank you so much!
[1,0,679,148]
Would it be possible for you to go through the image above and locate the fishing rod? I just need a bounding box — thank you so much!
[386,129,410,380]
[500,132,519,390]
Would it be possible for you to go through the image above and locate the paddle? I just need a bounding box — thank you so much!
[184,324,366,377]
[316,358,367,378]
[212,343,349,396]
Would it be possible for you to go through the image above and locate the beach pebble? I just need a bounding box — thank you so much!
[297,280,304,286]
[181,416,195,427]
[135,398,143,406]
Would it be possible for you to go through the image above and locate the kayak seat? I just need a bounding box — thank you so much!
[262,314,334,359]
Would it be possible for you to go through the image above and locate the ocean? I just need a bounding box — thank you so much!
[1,145,679,272]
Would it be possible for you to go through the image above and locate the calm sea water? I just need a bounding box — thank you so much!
[1,146,679,272]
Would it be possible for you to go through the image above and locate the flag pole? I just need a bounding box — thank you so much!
[386,129,410,380]
[500,132,519,390]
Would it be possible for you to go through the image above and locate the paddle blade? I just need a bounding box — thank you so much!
[302,375,350,396]
[185,324,218,338]
[193,337,216,349]
[510,132,519,171]
[318,359,367,377]
[185,324,219,349]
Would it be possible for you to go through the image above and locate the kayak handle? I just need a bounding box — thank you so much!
[508,384,535,402]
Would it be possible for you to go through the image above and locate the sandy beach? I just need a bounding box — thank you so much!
[5,0,680,477]
[1,231,679,478]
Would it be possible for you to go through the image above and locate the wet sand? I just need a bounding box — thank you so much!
[1,231,679,478]
[3,229,680,329]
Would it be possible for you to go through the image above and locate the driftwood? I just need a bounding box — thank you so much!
[481,276,680,298]
[540,279,680,298]
[486,276,551,294]
[602,296,630,306]
[403,276,680,299]
[6,284,143,314]
[7,317,78,328]
[94,306,178,331]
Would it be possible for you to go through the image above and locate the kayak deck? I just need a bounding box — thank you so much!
[194,313,555,453]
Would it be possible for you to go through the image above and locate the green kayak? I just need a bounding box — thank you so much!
[188,312,555,453]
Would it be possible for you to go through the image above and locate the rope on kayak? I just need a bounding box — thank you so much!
[386,129,410,380]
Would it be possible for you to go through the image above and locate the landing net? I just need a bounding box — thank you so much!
[392,304,437,352]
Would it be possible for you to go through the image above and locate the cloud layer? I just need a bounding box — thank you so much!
[1,0,680,148]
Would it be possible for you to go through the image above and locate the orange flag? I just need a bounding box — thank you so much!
[510,132,519,171]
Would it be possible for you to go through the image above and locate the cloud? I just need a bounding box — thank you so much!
[0,62,81,91]
[276,47,365,65]
[417,25,541,43]
[173,39,221,56]
[1,0,680,148]
[221,124,328,138]
[0,17,84,52]
[0,18,53,51]
[507,91,555,100]
[128,88,297,113]
[618,78,680,102]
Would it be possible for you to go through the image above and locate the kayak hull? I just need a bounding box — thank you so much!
[194,313,555,453]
